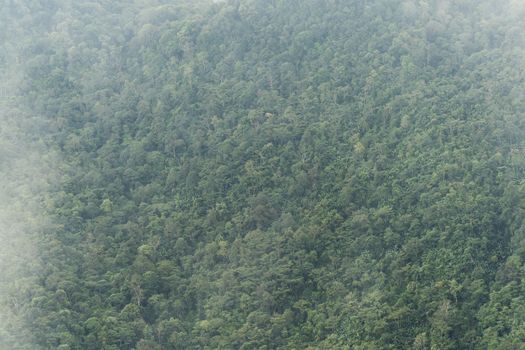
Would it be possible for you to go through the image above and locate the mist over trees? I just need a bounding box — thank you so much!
[0,4,55,347]
[1,0,525,349]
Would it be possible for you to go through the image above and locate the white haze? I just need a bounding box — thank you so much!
[0,0,523,348]
[0,41,56,350]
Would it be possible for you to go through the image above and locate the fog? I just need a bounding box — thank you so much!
[0,0,524,348]
[0,127,47,348]
[0,35,55,350]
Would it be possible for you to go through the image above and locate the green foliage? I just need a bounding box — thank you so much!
[2,0,525,349]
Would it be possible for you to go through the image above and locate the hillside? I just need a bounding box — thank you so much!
[2,0,525,349]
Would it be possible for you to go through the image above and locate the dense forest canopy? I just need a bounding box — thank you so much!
[1,0,525,349]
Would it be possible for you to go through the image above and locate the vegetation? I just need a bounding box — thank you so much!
[1,0,525,349]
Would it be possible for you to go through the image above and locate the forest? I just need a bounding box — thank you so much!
[1,0,525,349]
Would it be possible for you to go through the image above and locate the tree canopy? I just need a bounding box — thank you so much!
[1,0,525,349]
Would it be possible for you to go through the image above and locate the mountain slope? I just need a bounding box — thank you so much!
[3,0,525,349]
